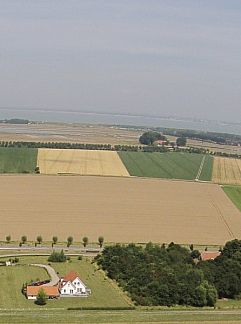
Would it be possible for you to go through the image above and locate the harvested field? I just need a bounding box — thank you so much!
[0,175,240,245]
[212,157,241,185]
[37,148,129,176]
[0,123,140,145]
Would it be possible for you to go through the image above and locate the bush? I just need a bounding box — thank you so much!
[48,250,66,262]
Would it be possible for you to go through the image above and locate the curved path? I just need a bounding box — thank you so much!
[30,263,60,286]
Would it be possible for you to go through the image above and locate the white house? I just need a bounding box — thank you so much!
[60,271,91,296]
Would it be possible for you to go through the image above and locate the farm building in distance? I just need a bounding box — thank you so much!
[200,251,221,261]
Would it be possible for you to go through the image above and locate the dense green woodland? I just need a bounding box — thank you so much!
[96,240,241,307]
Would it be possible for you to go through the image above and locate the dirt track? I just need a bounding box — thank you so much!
[0,175,241,245]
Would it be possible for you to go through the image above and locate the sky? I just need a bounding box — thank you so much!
[0,0,241,122]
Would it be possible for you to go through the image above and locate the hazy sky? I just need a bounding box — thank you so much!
[0,0,241,122]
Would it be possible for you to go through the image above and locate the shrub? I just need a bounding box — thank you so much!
[48,250,66,262]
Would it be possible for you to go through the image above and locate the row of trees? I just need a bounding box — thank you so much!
[5,235,104,248]
[154,127,241,146]
[96,240,241,307]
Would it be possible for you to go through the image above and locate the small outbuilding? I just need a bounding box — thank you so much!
[26,286,60,300]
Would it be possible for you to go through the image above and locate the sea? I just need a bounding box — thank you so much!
[0,108,240,135]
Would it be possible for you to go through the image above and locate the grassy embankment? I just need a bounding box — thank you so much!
[0,147,37,173]
[119,151,213,181]
[223,185,241,212]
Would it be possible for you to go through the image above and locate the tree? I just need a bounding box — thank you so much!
[176,137,187,147]
[191,250,201,259]
[36,235,43,245]
[83,237,88,248]
[52,236,58,245]
[21,235,27,244]
[35,288,47,305]
[98,236,104,248]
[139,131,165,145]
[6,235,11,243]
[67,236,73,247]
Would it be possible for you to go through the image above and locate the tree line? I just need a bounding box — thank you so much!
[4,235,104,248]
[95,240,241,307]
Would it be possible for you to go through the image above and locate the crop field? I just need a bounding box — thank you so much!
[118,151,213,181]
[212,157,241,185]
[0,147,37,173]
[0,256,130,309]
[0,175,240,245]
[37,148,130,176]
[223,186,241,212]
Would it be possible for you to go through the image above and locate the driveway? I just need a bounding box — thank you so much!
[30,263,60,286]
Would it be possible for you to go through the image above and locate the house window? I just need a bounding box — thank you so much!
[77,288,82,292]
[70,289,73,294]
[63,289,66,293]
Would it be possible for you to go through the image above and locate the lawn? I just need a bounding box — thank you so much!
[0,256,131,309]
[223,185,241,212]
[118,151,213,181]
[0,309,241,323]
[0,147,37,173]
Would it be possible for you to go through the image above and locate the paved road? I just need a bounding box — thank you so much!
[30,263,60,286]
[0,252,98,258]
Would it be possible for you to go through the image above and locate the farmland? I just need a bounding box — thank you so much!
[0,147,37,173]
[0,175,240,245]
[118,151,213,181]
[37,149,129,176]
[223,186,241,212]
[212,156,241,185]
[0,256,130,309]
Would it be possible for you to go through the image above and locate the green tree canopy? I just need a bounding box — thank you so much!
[139,131,166,145]
[176,137,187,146]
[35,288,47,305]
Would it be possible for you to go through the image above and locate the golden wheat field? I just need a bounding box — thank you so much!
[0,175,240,245]
[212,156,241,185]
[37,148,130,176]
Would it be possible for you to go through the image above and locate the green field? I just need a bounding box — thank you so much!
[0,256,130,309]
[223,185,241,211]
[119,151,213,181]
[0,147,37,173]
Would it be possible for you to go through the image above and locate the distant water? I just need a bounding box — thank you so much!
[0,109,241,135]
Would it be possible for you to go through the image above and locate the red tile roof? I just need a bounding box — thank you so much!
[62,271,78,282]
[201,251,221,261]
[27,285,60,297]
